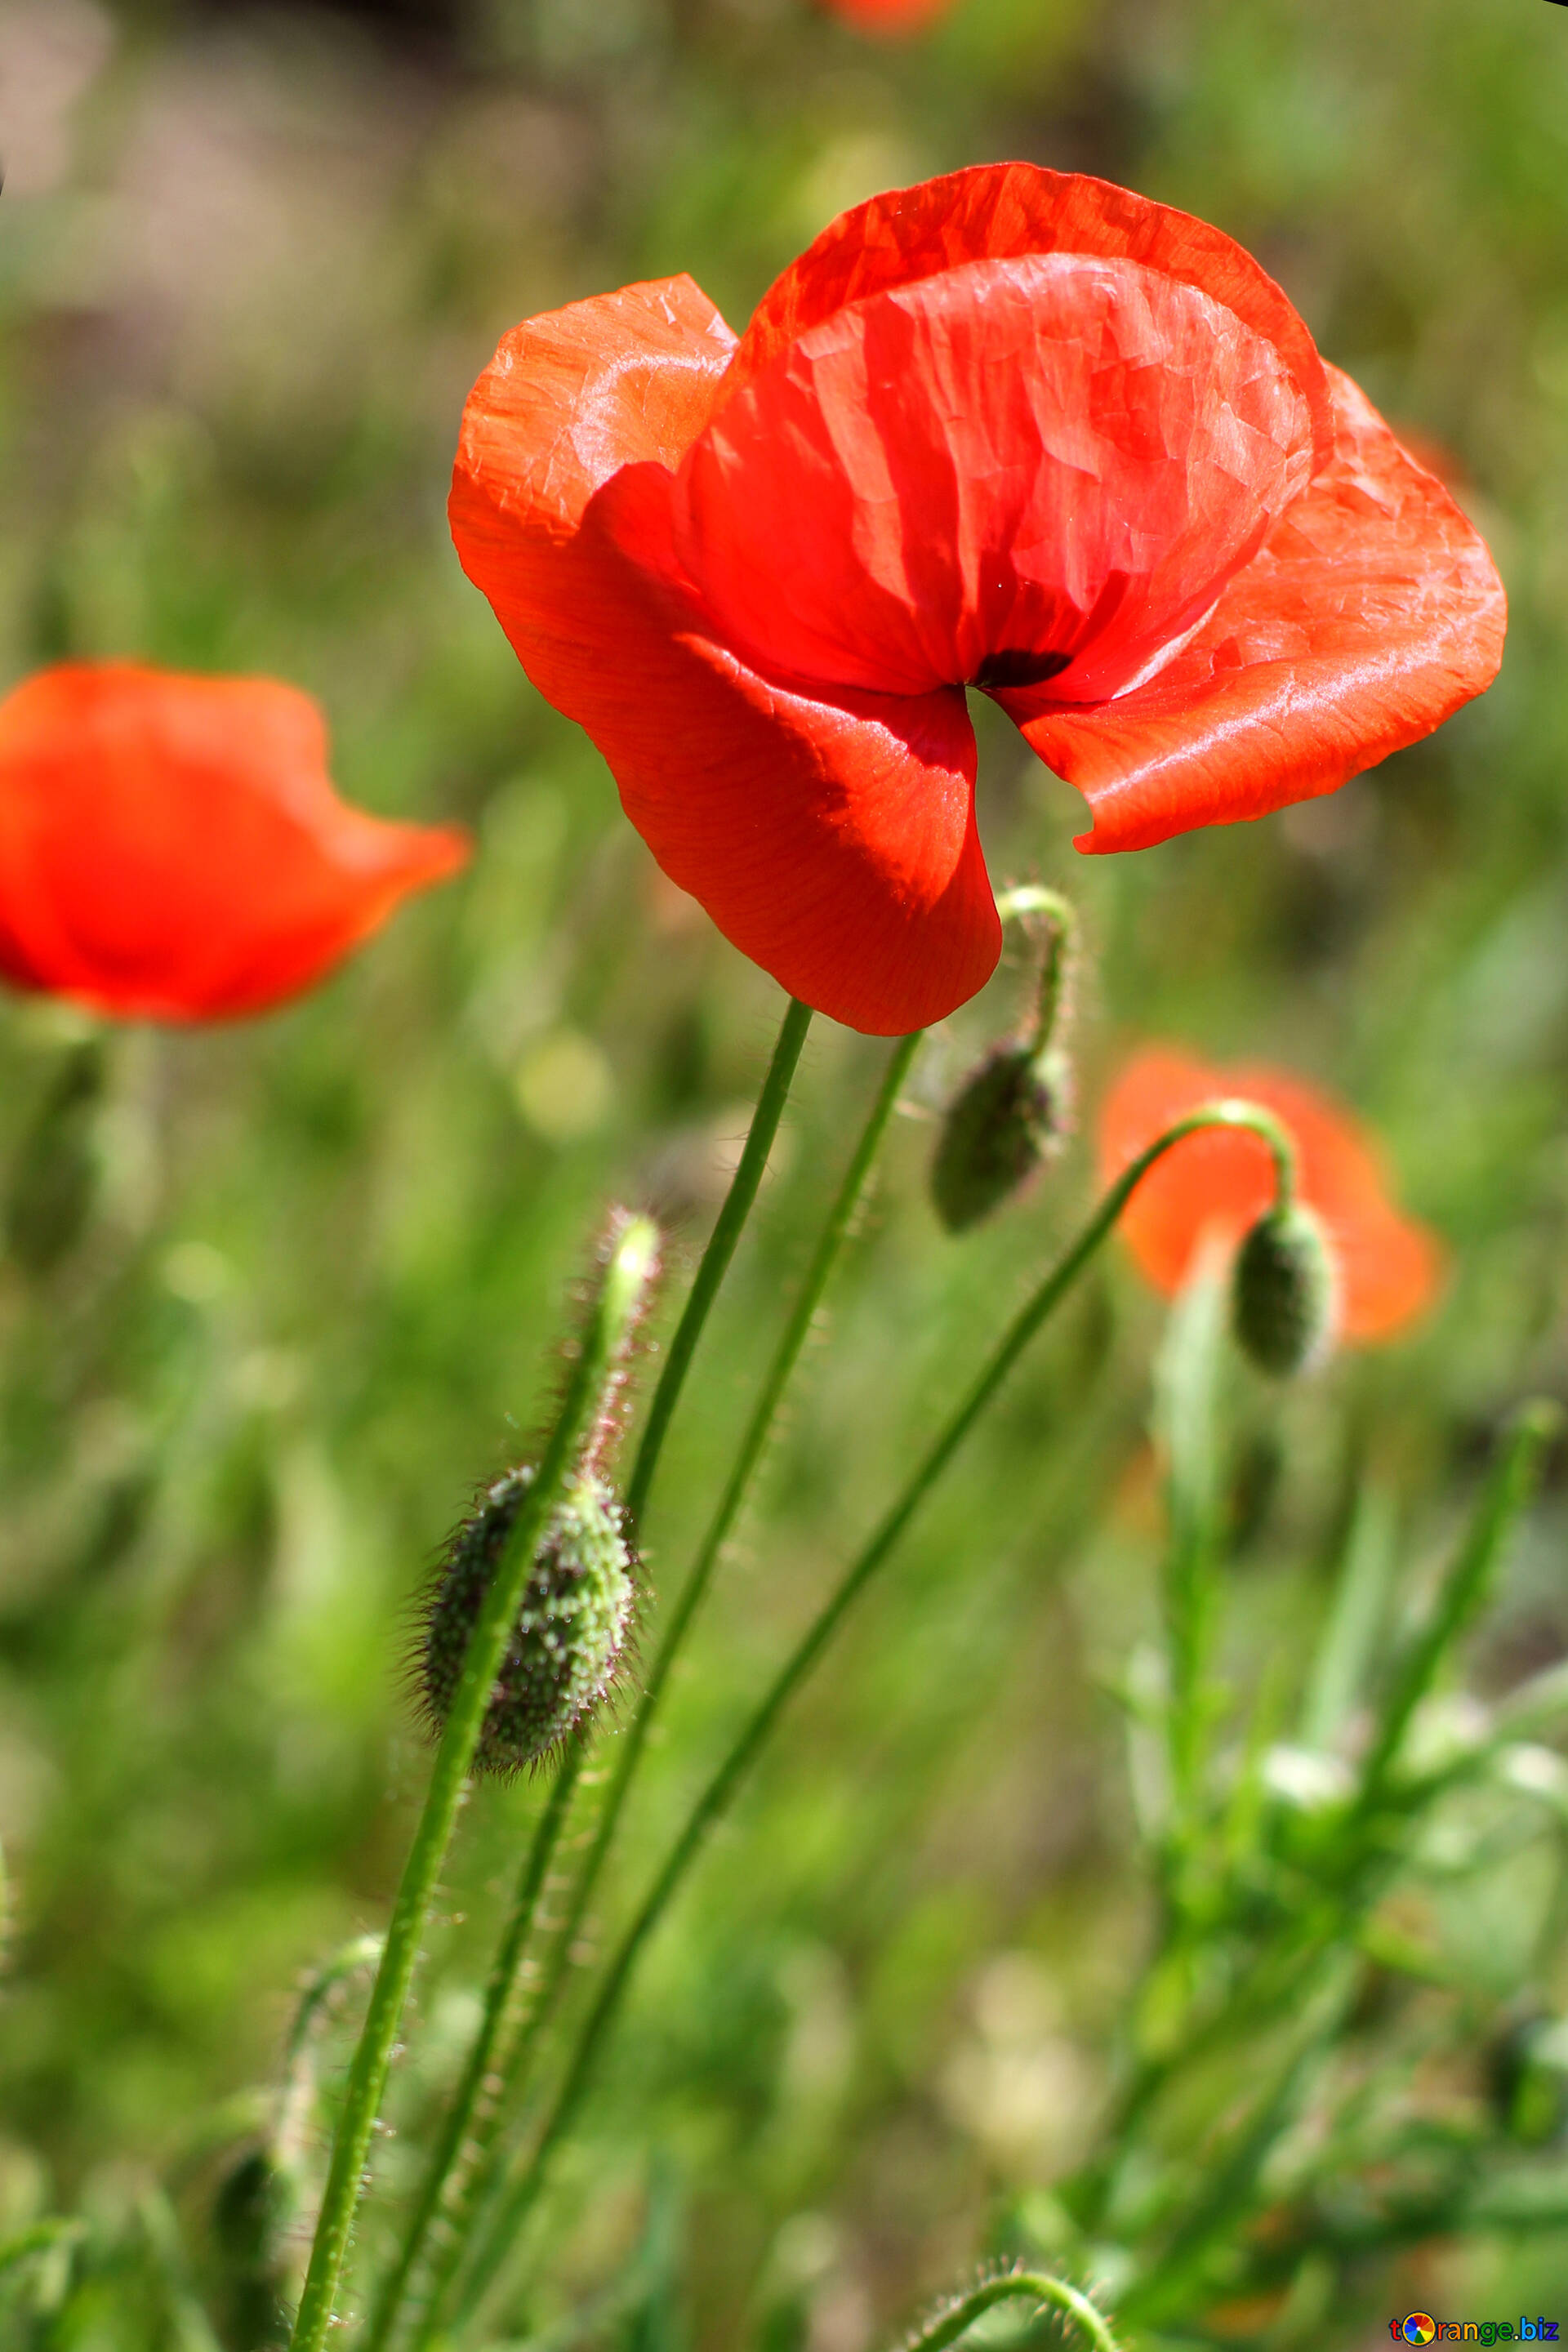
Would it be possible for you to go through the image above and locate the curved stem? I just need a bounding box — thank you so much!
[359,1751,581,2352]
[286,1217,659,2352]
[406,1032,920,2346]
[992,884,1076,1051]
[452,1102,1297,2327]
[625,997,813,1526]
[899,2271,1120,2352]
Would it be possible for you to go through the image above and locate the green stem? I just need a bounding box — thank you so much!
[452,1101,1298,2327]
[369,994,816,2351]
[286,1216,659,2352]
[624,997,813,1527]
[359,1752,582,2352]
[898,2270,1120,2352]
[408,1031,919,2347]
[992,884,1076,1051]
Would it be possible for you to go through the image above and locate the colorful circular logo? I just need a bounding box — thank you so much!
[1402,2319,1437,2346]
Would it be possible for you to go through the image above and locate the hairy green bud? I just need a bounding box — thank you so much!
[1232,1201,1337,1377]
[421,1467,635,1774]
[930,1043,1072,1232]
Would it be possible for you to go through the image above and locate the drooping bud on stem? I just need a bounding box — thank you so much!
[1232,1199,1338,1377]
[930,889,1078,1233]
[421,1467,636,1774]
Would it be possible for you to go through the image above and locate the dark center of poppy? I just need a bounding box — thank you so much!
[970,648,1071,693]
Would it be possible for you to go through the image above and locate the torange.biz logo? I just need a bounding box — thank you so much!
[1392,2322,1560,2346]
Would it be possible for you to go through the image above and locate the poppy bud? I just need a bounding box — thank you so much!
[420,1467,635,1775]
[930,1043,1073,1232]
[1232,1201,1338,1377]
[7,1036,105,1276]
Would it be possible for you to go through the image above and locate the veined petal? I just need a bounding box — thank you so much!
[0,666,469,1022]
[451,278,1000,1034]
[1012,368,1507,852]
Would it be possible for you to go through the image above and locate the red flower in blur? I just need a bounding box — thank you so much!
[0,665,470,1021]
[1098,1047,1441,1343]
[452,164,1504,1036]
[819,0,951,34]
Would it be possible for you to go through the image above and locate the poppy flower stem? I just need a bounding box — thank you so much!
[624,994,814,1527]
[448,1099,1301,2330]
[356,1754,579,2352]
[895,2269,1121,2352]
[992,884,1076,1051]
[285,1215,659,2352]
[393,1027,920,2352]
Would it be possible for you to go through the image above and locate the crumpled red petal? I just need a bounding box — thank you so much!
[1099,1046,1443,1343]
[729,166,1334,473]
[450,276,1000,1035]
[673,247,1317,704]
[1008,368,1507,852]
[0,665,470,1022]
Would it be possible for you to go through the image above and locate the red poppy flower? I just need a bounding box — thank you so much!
[1098,1046,1441,1343]
[451,164,1504,1037]
[0,665,470,1022]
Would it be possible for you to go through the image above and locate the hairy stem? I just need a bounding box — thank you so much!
[286,1216,659,2352]
[406,1031,919,2347]
[898,2270,1120,2352]
[359,1753,581,2352]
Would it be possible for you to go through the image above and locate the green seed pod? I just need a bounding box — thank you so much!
[930,1042,1072,1232]
[421,1467,635,1774]
[1232,1201,1338,1377]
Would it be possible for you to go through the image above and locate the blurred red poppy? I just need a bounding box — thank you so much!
[819,0,951,33]
[1098,1046,1441,1343]
[0,665,470,1022]
[452,163,1504,1036]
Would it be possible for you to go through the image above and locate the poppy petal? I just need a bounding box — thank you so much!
[1099,1047,1442,1343]
[674,245,1317,705]
[451,278,1000,1034]
[1010,368,1506,852]
[729,165,1334,471]
[0,665,470,1022]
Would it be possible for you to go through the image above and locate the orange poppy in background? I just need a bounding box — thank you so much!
[0,665,470,1022]
[1098,1046,1442,1343]
[451,163,1504,1037]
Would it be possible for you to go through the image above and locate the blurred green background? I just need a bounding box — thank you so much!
[2,0,1568,2342]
